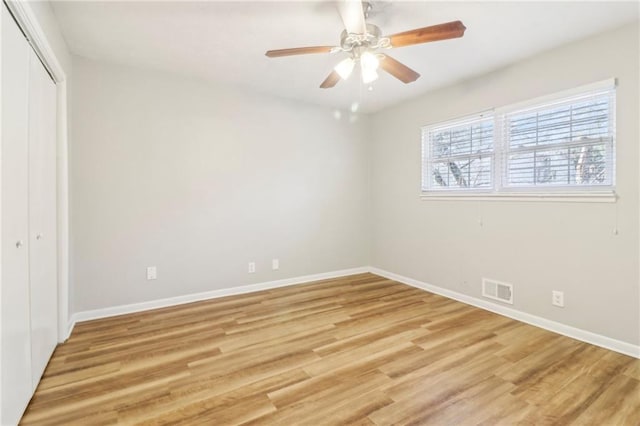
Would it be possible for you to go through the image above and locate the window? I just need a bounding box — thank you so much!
[422,114,494,191]
[502,88,615,189]
[421,80,616,200]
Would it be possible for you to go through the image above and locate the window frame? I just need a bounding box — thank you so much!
[420,79,617,203]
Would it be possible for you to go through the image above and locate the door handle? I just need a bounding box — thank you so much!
[16,240,23,249]
[36,234,43,240]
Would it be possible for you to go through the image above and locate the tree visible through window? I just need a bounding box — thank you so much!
[425,116,493,190]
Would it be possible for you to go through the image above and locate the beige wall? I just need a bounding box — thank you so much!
[370,23,639,345]
[70,56,370,312]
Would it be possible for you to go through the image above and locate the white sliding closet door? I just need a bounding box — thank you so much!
[1,4,59,423]
[1,4,34,425]
[28,49,58,390]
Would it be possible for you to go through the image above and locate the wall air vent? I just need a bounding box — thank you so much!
[482,278,513,304]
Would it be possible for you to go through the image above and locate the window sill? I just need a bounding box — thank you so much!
[420,191,617,203]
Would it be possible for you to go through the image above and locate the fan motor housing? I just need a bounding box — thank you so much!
[340,24,389,52]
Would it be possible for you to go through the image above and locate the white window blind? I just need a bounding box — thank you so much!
[422,114,494,191]
[500,87,615,190]
[421,79,616,198]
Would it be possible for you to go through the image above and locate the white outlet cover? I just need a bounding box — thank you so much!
[146,266,157,280]
[272,259,279,270]
[248,262,256,273]
[552,290,564,307]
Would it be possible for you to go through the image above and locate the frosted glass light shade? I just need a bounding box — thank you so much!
[334,57,355,80]
[360,51,379,72]
[360,51,380,84]
[361,67,378,84]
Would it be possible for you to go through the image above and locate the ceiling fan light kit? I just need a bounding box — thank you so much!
[265,1,466,89]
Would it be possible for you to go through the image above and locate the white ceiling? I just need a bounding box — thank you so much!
[51,1,639,113]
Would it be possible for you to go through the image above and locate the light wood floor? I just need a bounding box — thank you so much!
[21,273,640,425]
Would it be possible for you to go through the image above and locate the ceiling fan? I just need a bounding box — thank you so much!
[265,0,466,89]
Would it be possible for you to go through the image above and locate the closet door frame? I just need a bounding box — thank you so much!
[3,1,70,342]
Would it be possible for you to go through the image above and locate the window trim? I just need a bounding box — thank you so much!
[420,78,617,203]
[420,191,617,203]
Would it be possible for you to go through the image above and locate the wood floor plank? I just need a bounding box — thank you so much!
[20,273,640,425]
[573,374,640,424]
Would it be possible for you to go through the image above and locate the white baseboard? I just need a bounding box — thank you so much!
[64,320,75,342]
[370,267,640,359]
[67,267,370,330]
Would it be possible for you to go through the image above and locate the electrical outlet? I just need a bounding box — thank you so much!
[146,266,157,280]
[552,290,564,307]
[272,259,279,270]
[248,262,256,274]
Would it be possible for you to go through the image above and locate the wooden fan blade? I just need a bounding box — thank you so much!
[380,55,420,83]
[265,46,335,58]
[388,21,466,48]
[336,0,367,34]
[320,70,341,89]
